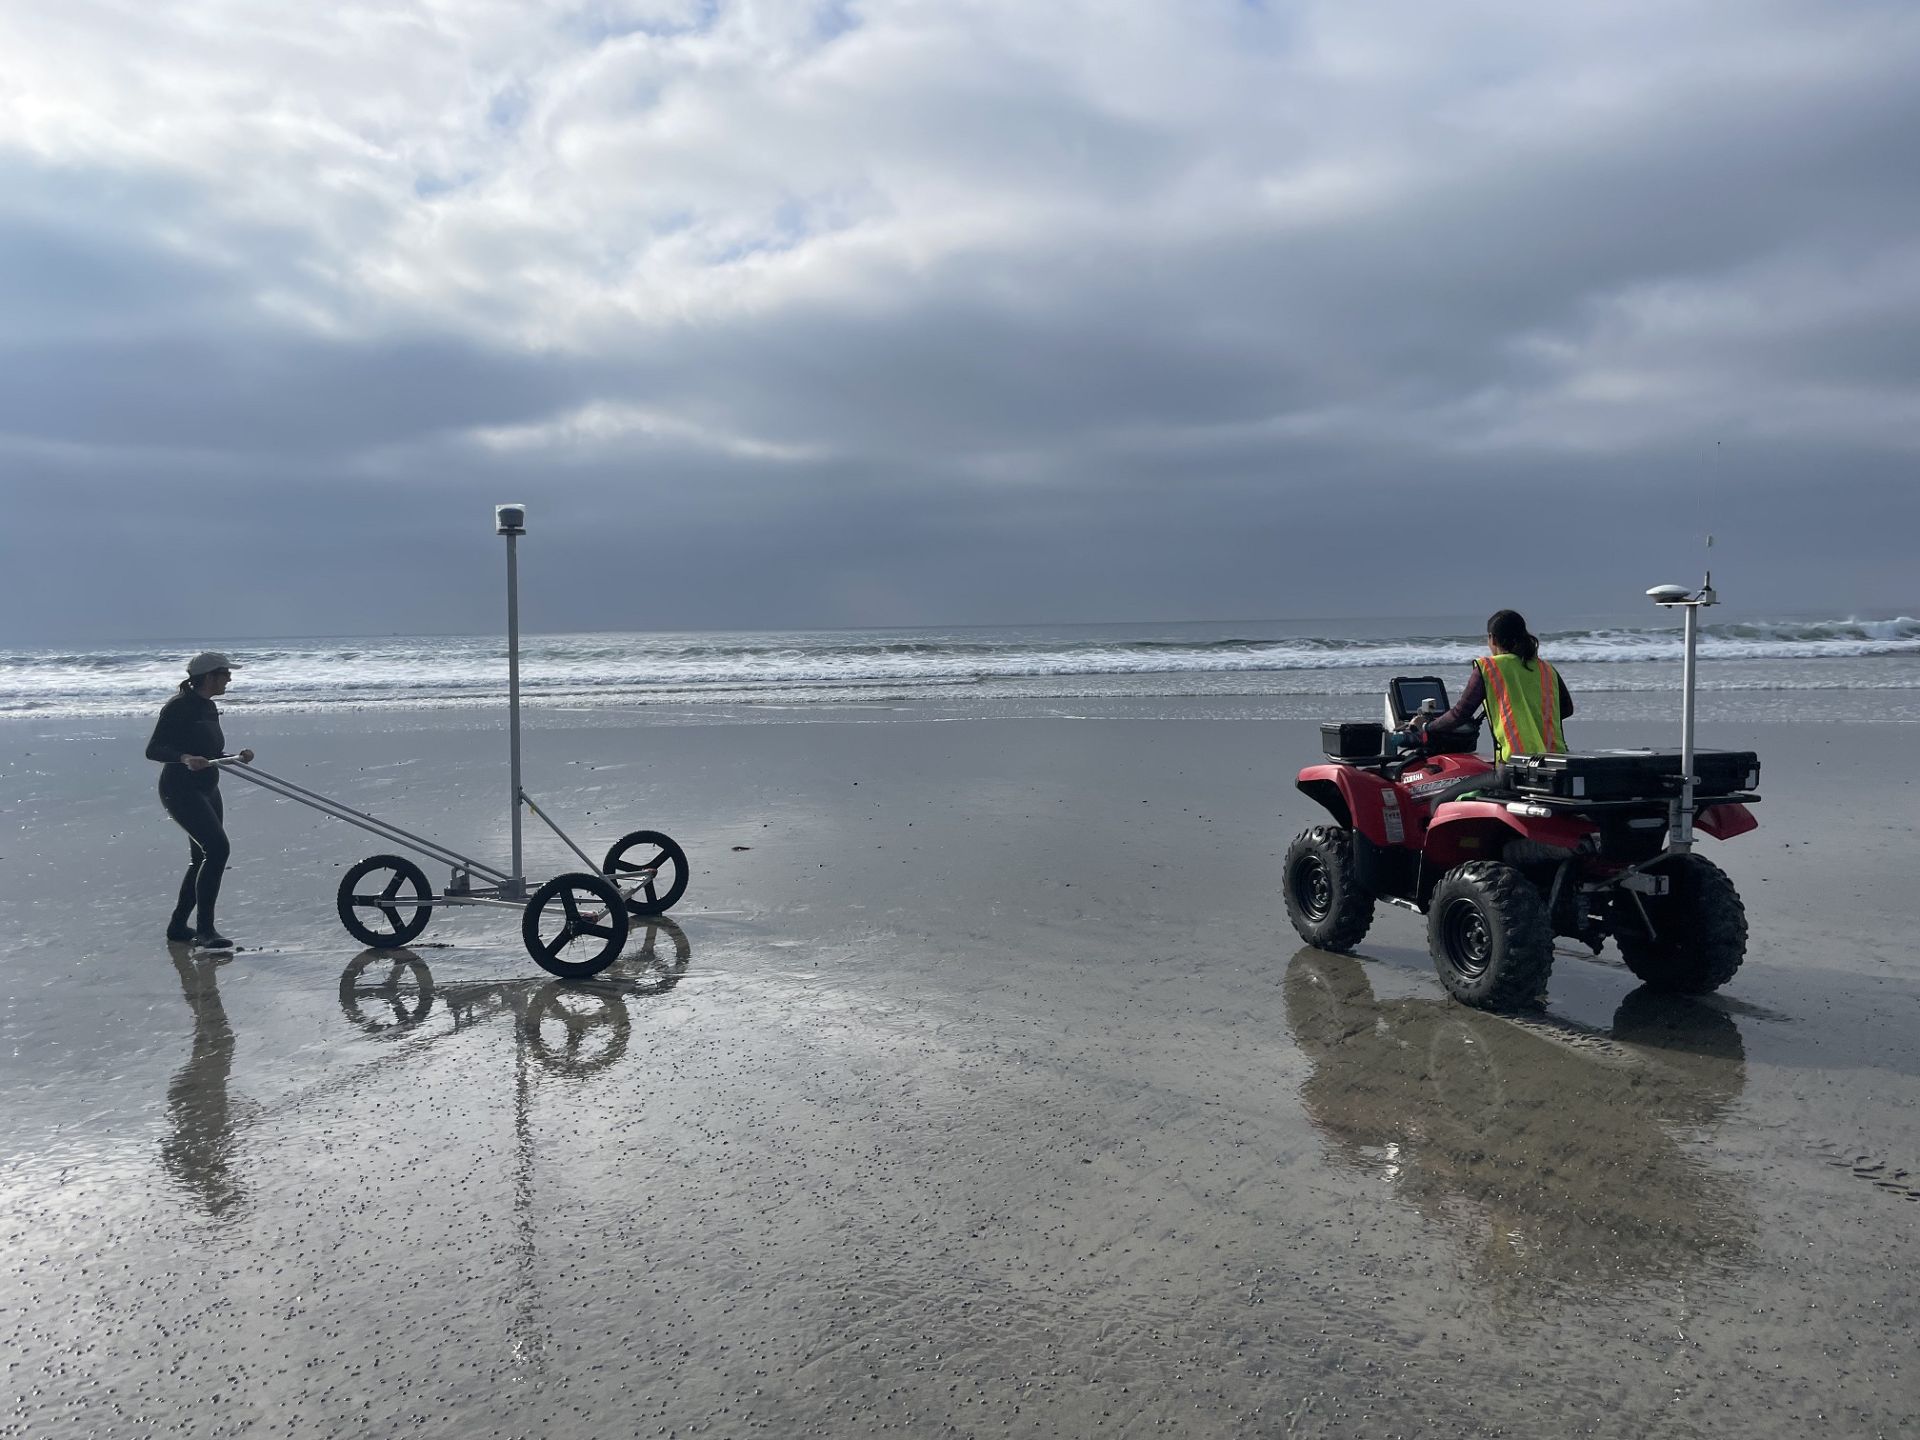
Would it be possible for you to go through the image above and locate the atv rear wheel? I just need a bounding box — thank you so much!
[1426,861,1554,1010]
[1615,854,1747,994]
[1282,826,1375,953]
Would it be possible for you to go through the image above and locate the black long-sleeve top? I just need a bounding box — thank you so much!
[1422,661,1575,737]
[146,690,227,794]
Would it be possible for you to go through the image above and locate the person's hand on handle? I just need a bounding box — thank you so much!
[183,755,210,771]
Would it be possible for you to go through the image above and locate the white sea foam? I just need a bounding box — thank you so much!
[2,617,1915,718]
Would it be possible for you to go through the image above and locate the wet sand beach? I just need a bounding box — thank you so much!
[2,704,1916,1437]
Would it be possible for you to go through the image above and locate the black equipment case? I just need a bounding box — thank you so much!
[1321,721,1386,760]
[1505,749,1760,801]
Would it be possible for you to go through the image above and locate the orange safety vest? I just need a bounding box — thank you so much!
[1475,653,1566,761]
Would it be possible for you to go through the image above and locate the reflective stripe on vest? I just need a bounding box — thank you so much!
[1476,654,1564,761]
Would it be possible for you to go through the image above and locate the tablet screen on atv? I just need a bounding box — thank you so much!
[1390,676,1449,724]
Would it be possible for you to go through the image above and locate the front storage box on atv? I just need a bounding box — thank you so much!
[1320,721,1387,760]
[1506,749,1760,800]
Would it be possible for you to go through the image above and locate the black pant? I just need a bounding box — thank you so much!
[162,784,229,934]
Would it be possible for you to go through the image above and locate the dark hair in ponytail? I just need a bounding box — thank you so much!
[178,678,196,695]
[1487,609,1539,668]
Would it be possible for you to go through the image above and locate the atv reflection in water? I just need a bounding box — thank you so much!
[1284,948,1752,1308]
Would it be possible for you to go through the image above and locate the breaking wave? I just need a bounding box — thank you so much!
[1,616,1914,718]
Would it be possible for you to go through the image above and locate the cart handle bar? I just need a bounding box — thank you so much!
[215,759,513,885]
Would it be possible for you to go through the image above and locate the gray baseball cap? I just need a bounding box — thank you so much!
[186,651,239,678]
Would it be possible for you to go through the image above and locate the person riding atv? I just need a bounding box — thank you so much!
[1404,610,1573,806]
[1416,610,1573,756]
[1284,592,1761,1011]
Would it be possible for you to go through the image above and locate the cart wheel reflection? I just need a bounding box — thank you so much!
[338,950,437,1033]
[523,872,631,979]
[337,854,435,948]
[524,983,632,1075]
[610,917,693,995]
[603,830,689,916]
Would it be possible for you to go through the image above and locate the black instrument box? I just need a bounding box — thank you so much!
[1505,749,1760,800]
[1321,721,1386,759]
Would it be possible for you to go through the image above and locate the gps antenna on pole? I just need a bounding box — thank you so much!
[496,503,528,897]
[1646,538,1718,853]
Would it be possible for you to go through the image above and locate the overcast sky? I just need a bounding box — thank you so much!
[1,0,1915,642]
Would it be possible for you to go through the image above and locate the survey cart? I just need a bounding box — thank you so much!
[220,505,689,978]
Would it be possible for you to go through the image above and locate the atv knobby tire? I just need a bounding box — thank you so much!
[1426,861,1554,1010]
[1615,853,1747,994]
[1283,826,1375,953]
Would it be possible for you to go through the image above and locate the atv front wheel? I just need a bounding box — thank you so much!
[1426,861,1554,1010]
[1282,826,1375,952]
[1615,854,1747,994]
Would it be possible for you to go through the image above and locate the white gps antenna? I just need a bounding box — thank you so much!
[1646,534,1717,852]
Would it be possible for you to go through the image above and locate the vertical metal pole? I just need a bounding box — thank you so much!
[1674,602,1698,854]
[506,530,524,893]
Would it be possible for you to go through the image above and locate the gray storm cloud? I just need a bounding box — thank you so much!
[0,0,1915,641]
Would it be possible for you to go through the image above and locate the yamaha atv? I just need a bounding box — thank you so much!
[1284,673,1761,1010]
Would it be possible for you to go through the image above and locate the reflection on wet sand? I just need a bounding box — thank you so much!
[337,917,693,1076]
[162,944,248,1219]
[158,921,689,1228]
[1284,947,1752,1305]
[336,919,693,1372]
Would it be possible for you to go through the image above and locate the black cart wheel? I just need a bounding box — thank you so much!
[602,830,690,916]
[1614,854,1747,995]
[523,872,631,979]
[1282,826,1375,952]
[337,854,434,949]
[1426,861,1554,1010]
[338,950,436,1033]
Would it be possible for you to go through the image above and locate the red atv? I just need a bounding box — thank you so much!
[1284,674,1761,1009]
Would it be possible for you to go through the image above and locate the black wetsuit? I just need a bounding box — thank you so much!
[146,690,232,936]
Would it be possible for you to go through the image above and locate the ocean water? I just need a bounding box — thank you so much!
[3,614,1916,722]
